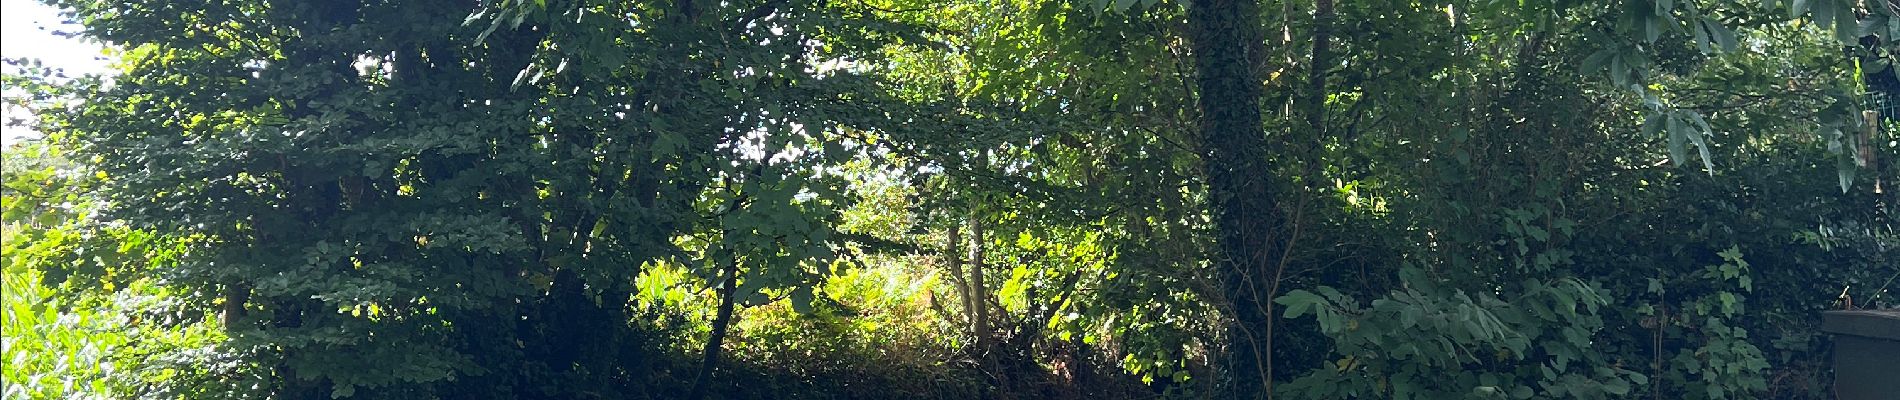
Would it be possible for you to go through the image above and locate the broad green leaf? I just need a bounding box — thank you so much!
[1276,290,1327,319]
[1666,113,1689,167]
[789,286,814,314]
[1704,19,1738,52]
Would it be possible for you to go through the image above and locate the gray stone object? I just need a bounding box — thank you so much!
[1822,309,1900,400]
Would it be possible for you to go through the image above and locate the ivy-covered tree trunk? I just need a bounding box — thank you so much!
[1186,0,1285,397]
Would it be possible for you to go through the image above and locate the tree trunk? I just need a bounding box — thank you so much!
[688,261,739,400]
[221,283,249,328]
[1305,0,1334,137]
[1259,0,1335,391]
[947,223,977,329]
[1185,0,1285,397]
[966,212,1012,397]
[967,214,993,349]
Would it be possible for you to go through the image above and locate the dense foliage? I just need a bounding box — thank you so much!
[5,0,1899,399]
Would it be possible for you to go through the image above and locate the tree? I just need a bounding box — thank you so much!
[12,0,1900,399]
[31,0,931,397]
[1179,0,1283,396]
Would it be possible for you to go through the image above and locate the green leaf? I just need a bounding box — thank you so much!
[1276,290,1326,319]
[1643,113,1666,137]
[1839,145,1857,192]
[1580,49,1615,74]
[1692,17,1713,53]
[789,286,814,314]
[1717,246,1743,260]
[1835,5,1861,45]
[1604,378,1631,395]
[1704,19,1739,52]
[1644,16,1664,43]
[1666,114,1690,167]
[1859,15,1887,39]
[1684,111,1716,172]
[1553,290,1576,313]
[1811,0,1835,29]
